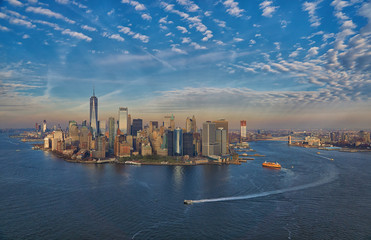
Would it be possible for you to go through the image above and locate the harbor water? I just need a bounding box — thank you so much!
[0,134,370,239]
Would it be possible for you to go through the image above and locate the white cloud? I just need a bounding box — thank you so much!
[190,42,207,50]
[0,25,10,31]
[133,33,149,43]
[81,25,97,32]
[5,0,23,7]
[176,0,200,12]
[141,13,152,21]
[61,29,92,42]
[182,37,191,43]
[289,47,303,58]
[55,0,69,4]
[107,9,115,16]
[26,6,76,24]
[9,18,35,28]
[121,0,146,11]
[259,1,279,18]
[233,37,244,42]
[250,39,256,45]
[223,0,244,17]
[109,34,125,42]
[213,40,225,45]
[303,0,323,27]
[176,26,188,33]
[22,34,30,39]
[280,20,289,28]
[171,44,187,54]
[213,19,226,28]
[274,42,280,50]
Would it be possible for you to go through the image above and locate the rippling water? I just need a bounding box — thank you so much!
[0,134,370,239]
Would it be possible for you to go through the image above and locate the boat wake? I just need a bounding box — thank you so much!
[188,165,338,204]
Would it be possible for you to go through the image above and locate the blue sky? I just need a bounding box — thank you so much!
[0,0,370,129]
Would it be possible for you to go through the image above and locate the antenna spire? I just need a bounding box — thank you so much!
[93,86,95,96]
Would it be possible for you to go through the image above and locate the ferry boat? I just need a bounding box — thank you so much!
[262,161,281,169]
[184,200,193,205]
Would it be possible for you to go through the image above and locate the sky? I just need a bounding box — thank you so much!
[0,0,370,129]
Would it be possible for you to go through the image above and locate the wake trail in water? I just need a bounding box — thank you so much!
[190,166,338,204]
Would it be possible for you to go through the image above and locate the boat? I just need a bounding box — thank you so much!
[317,152,321,154]
[184,200,193,205]
[262,161,281,169]
[242,153,248,156]
[125,161,141,165]
[330,158,334,161]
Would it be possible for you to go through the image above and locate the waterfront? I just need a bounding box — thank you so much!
[0,134,370,239]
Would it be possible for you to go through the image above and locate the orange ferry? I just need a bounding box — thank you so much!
[262,161,281,169]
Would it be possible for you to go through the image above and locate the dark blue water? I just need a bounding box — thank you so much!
[0,134,370,239]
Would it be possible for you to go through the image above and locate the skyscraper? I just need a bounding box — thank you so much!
[90,89,98,138]
[108,117,115,150]
[216,128,227,155]
[118,107,128,134]
[99,120,106,136]
[132,119,143,136]
[202,121,217,156]
[127,114,132,136]
[173,127,183,156]
[42,120,47,133]
[213,119,229,153]
[240,120,247,138]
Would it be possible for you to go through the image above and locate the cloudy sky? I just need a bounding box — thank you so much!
[0,0,370,129]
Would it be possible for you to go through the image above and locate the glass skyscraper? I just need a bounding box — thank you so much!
[118,107,128,135]
[90,90,98,138]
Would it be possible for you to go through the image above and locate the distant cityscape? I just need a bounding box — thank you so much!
[8,90,371,163]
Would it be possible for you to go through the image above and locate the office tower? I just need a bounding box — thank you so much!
[173,128,183,156]
[216,128,227,155]
[90,90,98,138]
[118,107,128,134]
[170,114,175,130]
[192,115,197,132]
[82,120,87,127]
[79,126,90,149]
[213,119,229,153]
[99,120,106,136]
[186,117,191,133]
[240,120,247,138]
[166,130,174,156]
[184,116,197,133]
[132,119,143,136]
[127,114,131,136]
[202,121,216,156]
[108,117,115,150]
[69,122,79,143]
[183,132,194,156]
[42,120,47,132]
[149,121,158,133]
[288,135,292,145]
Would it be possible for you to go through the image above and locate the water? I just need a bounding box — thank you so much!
[0,134,370,239]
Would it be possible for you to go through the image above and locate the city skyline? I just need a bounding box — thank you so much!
[1,0,371,129]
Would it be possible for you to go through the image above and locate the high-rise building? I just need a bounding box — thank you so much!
[149,121,158,133]
[118,107,128,134]
[127,114,131,136]
[132,119,143,136]
[213,119,229,153]
[240,120,247,138]
[192,115,197,132]
[216,128,227,155]
[173,128,183,156]
[170,114,175,130]
[108,117,115,150]
[42,120,47,133]
[183,132,194,156]
[186,117,192,133]
[202,121,217,156]
[90,90,98,138]
[166,130,174,156]
[99,120,106,136]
